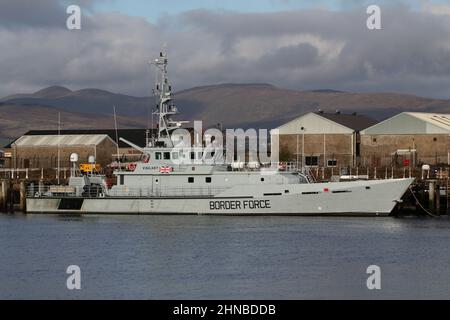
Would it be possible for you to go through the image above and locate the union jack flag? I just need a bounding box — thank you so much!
[159,166,173,173]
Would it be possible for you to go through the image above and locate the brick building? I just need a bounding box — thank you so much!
[360,112,450,167]
[271,111,376,168]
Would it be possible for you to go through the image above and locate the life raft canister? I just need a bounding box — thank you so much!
[142,154,150,163]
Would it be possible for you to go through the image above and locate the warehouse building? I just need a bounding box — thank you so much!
[271,111,376,168]
[360,112,450,167]
[2,129,157,169]
[5,134,117,169]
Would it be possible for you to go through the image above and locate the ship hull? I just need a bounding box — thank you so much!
[26,178,414,216]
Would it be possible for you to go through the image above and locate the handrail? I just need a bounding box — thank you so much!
[27,184,228,198]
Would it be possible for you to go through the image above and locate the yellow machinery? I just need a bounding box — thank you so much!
[79,163,101,173]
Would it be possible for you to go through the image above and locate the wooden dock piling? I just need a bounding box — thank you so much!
[429,180,436,210]
[0,180,5,213]
[20,181,26,213]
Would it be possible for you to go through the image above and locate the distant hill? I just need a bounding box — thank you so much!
[2,83,450,140]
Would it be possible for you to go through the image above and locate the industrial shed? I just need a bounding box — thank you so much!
[271,111,376,168]
[360,112,450,167]
[6,134,117,169]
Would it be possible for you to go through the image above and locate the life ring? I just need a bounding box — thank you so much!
[128,163,137,171]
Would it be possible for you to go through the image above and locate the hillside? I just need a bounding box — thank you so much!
[2,83,450,140]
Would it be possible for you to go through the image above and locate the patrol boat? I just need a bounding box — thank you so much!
[26,51,414,216]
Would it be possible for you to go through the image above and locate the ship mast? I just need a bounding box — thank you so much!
[151,50,183,147]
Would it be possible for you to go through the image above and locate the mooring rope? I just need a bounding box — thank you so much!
[408,186,439,217]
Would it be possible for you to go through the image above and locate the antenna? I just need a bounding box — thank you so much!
[113,105,121,171]
[150,48,189,147]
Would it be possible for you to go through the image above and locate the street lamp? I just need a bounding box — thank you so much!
[300,126,305,172]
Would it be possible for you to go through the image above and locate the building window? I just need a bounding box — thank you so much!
[188,177,194,183]
[327,159,337,167]
[372,138,377,143]
[155,152,162,160]
[163,152,171,160]
[305,156,319,166]
[433,137,437,141]
[205,177,212,183]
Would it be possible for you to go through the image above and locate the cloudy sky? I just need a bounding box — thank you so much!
[2,0,450,98]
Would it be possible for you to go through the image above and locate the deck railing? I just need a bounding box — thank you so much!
[27,184,228,198]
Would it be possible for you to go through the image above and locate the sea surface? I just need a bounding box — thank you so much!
[0,213,449,299]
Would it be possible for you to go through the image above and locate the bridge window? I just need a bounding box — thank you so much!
[164,152,171,160]
[155,152,162,160]
[190,152,195,160]
[188,177,194,183]
[205,177,212,183]
[172,152,179,160]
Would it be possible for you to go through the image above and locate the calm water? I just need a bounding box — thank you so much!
[0,213,449,299]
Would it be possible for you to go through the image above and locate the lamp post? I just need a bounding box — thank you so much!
[296,131,299,169]
[301,126,305,172]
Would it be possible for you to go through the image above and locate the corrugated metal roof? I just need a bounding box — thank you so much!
[361,112,450,134]
[12,134,112,147]
[406,112,450,132]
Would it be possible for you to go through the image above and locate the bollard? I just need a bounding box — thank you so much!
[20,181,26,213]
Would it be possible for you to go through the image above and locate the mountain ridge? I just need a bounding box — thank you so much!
[2,83,450,141]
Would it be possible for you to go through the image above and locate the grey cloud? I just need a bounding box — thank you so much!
[0,0,66,28]
[2,3,450,99]
[0,0,104,28]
